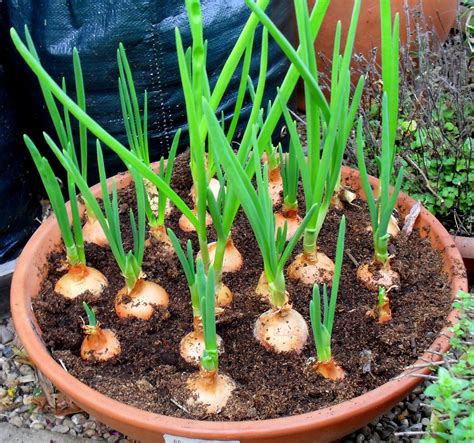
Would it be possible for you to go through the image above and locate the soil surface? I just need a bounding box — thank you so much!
[33,151,453,421]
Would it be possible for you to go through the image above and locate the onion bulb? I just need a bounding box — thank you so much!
[367,290,393,324]
[311,358,346,381]
[186,370,236,415]
[80,325,121,362]
[288,251,335,285]
[190,178,222,204]
[254,305,308,353]
[255,272,271,301]
[54,265,108,300]
[274,209,301,241]
[268,165,283,207]
[115,279,169,320]
[357,261,400,292]
[82,217,108,247]
[180,319,224,366]
[215,282,233,312]
[197,238,243,273]
[150,225,174,253]
[179,207,212,233]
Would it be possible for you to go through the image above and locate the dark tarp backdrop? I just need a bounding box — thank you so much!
[0,0,294,262]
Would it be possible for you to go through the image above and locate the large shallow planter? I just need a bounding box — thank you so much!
[453,234,474,286]
[11,166,467,443]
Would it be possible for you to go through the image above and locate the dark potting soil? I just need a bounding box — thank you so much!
[32,151,454,421]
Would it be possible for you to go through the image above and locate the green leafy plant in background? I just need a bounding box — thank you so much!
[354,2,473,237]
[420,290,474,443]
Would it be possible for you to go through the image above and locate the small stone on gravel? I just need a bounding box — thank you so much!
[51,424,70,434]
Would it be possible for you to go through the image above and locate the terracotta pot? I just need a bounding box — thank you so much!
[452,234,474,286]
[11,166,467,443]
[299,0,459,108]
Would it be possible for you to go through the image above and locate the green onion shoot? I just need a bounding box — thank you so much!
[168,231,223,366]
[23,136,108,300]
[21,26,108,247]
[274,140,301,240]
[185,259,235,415]
[117,43,181,250]
[309,216,346,380]
[80,302,121,362]
[366,286,393,324]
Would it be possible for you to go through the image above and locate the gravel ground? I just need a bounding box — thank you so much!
[0,316,432,442]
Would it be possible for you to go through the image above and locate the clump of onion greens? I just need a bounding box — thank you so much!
[21,26,107,247]
[355,0,403,294]
[81,302,121,362]
[47,137,169,320]
[23,136,108,300]
[248,0,364,286]
[205,100,317,353]
[117,44,182,250]
[309,215,346,380]
[184,259,235,415]
[168,231,224,366]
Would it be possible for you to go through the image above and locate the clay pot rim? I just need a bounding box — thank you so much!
[11,165,468,441]
[452,234,474,259]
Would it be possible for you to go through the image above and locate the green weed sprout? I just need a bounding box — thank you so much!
[168,231,223,366]
[309,216,346,380]
[23,136,108,300]
[46,137,169,321]
[21,26,108,246]
[248,0,364,287]
[422,290,474,443]
[356,98,404,292]
[185,259,235,415]
[366,286,393,324]
[117,44,181,249]
[204,99,317,354]
[274,141,301,241]
[80,302,121,362]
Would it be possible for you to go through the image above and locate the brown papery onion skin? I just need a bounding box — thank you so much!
[312,358,346,381]
[54,264,108,300]
[115,279,169,320]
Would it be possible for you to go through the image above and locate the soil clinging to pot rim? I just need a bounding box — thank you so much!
[32,152,453,421]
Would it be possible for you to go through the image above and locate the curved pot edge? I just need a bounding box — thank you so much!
[10,166,468,442]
